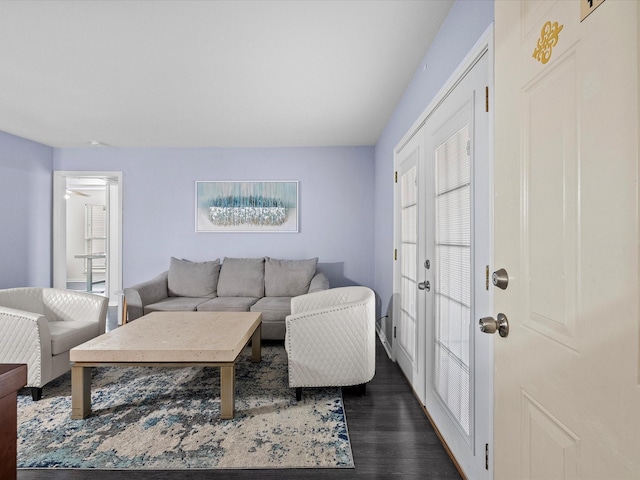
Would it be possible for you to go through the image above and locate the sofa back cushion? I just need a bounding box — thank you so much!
[0,287,45,315]
[265,257,318,297]
[217,257,265,297]
[168,257,220,298]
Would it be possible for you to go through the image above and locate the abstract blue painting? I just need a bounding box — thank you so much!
[196,181,298,232]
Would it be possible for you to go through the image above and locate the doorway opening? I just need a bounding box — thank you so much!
[53,171,122,307]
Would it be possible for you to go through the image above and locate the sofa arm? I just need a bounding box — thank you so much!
[124,271,169,321]
[307,272,329,294]
[42,289,109,334]
[291,287,351,315]
[0,307,52,388]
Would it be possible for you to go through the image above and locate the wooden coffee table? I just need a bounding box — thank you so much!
[69,311,262,420]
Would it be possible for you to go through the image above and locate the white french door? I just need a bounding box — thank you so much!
[422,47,491,480]
[394,30,493,479]
[394,133,426,398]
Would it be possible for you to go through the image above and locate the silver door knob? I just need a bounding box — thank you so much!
[418,281,430,291]
[479,313,509,337]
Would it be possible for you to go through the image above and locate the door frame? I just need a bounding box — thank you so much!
[392,24,494,478]
[53,171,123,305]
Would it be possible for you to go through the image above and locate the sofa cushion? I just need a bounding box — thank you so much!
[48,320,101,356]
[264,257,318,297]
[197,297,260,312]
[144,297,211,314]
[217,257,265,297]
[251,297,292,322]
[167,257,220,298]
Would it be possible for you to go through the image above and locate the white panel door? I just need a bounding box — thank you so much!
[494,1,639,478]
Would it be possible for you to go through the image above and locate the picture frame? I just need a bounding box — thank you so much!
[196,181,298,233]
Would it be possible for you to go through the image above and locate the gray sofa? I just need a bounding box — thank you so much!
[124,257,329,340]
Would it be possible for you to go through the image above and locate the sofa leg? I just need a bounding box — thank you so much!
[357,383,367,396]
[295,387,302,402]
[31,387,43,401]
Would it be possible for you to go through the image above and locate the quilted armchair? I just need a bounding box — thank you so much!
[285,286,376,400]
[0,288,108,400]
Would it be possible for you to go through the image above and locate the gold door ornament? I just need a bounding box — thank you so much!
[532,21,564,64]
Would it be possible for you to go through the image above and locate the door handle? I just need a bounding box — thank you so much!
[418,281,430,291]
[479,313,509,337]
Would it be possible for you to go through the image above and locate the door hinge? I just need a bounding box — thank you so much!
[394,248,398,261]
[394,326,397,338]
[394,171,398,183]
[485,86,489,112]
[485,443,489,470]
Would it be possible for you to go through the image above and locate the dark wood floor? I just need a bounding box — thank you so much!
[19,310,460,480]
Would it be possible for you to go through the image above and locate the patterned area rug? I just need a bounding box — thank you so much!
[17,345,353,469]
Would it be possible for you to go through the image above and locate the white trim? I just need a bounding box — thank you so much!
[394,25,495,155]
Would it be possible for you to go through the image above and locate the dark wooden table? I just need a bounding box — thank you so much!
[0,364,27,480]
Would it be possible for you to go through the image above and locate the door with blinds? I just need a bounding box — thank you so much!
[394,35,492,478]
[393,132,426,397]
[421,48,492,480]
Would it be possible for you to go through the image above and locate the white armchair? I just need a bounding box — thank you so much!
[0,288,108,400]
[285,286,376,400]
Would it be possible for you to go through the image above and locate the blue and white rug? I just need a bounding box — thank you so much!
[17,345,353,469]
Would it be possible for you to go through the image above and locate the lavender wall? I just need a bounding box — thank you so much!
[0,131,53,288]
[0,0,492,306]
[53,146,375,288]
[373,1,494,333]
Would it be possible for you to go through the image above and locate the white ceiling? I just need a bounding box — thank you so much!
[0,0,454,148]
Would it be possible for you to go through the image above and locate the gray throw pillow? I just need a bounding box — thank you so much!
[167,257,220,298]
[217,257,265,297]
[265,257,318,297]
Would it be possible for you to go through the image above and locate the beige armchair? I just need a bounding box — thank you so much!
[285,286,376,400]
[0,288,108,400]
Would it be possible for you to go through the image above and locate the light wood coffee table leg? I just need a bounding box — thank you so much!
[220,364,235,419]
[71,365,92,419]
[251,324,261,363]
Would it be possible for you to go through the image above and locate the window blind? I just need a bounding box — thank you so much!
[434,125,471,436]
[85,204,106,271]
[400,166,418,360]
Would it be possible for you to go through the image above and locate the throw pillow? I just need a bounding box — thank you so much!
[217,257,265,297]
[167,257,220,298]
[265,257,318,297]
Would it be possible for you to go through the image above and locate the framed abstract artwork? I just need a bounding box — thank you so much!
[195,181,298,233]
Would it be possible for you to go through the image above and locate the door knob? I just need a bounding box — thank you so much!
[479,313,509,337]
[418,281,430,291]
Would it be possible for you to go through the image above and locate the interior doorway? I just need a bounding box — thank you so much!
[53,171,122,306]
